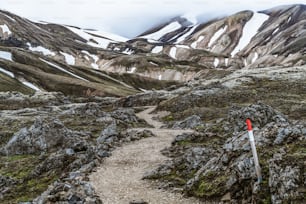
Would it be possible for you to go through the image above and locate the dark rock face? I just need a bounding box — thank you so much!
[145,103,306,203]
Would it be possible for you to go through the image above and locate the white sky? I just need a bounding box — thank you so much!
[1,0,305,37]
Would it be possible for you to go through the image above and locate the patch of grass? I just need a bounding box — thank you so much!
[158,79,306,122]
[163,114,174,122]
[0,155,37,179]
[0,118,34,146]
[193,171,228,198]
[0,154,59,203]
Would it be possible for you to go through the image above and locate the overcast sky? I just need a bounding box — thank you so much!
[1,0,305,37]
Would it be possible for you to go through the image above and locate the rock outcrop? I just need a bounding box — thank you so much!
[145,103,306,203]
[0,93,154,203]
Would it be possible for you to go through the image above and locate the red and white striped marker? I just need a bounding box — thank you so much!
[246,119,262,183]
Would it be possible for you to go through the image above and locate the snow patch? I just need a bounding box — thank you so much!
[244,58,247,66]
[84,55,89,61]
[169,47,177,59]
[272,27,279,35]
[176,25,198,43]
[22,81,41,91]
[141,21,181,41]
[0,50,13,61]
[149,62,158,66]
[127,67,137,73]
[151,46,163,54]
[122,48,134,55]
[0,24,12,35]
[287,16,292,23]
[85,30,128,42]
[0,13,16,22]
[147,39,159,43]
[191,35,205,49]
[82,50,99,69]
[251,52,259,63]
[0,67,14,78]
[27,43,56,56]
[40,58,88,81]
[60,52,75,65]
[66,26,111,49]
[214,58,219,67]
[208,26,227,48]
[91,63,99,69]
[231,12,269,56]
[176,45,190,49]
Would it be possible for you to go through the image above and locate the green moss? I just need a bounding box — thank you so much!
[0,118,34,146]
[0,154,59,203]
[13,173,58,203]
[159,79,306,122]
[163,174,186,186]
[193,172,228,198]
[0,155,37,179]
[163,115,174,122]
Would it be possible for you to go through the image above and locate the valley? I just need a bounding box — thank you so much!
[0,4,305,204]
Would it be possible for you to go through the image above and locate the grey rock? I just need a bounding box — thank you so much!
[65,148,75,156]
[111,108,138,123]
[2,117,87,155]
[124,129,155,142]
[228,103,288,132]
[269,158,301,204]
[173,115,203,129]
[274,126,304,144]
[129,200,148,204]
[185,147,211,169]
[97,122,118,144]
[235,156,256,180]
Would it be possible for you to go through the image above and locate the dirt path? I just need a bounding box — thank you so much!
[89,106,202,204]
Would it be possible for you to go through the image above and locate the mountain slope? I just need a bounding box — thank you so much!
[2,5,306,86]
[129,4,306,70]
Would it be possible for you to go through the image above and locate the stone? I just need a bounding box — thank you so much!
[173,115,203,129]
[129,199,148,204]
[1,117,87,155]
[221,192,231,201]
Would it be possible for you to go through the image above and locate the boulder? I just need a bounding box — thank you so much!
[2,117,88,155]
[173,115,203,129]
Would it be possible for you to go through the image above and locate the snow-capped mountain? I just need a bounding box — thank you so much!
[129,4,306,69]
[1,4,306,96]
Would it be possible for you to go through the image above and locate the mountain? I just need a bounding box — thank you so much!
[126,4,306,70]
[1,4,306,90]
[0,10,178,97]
[0,4,306,204]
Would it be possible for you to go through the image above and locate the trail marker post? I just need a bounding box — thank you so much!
[246,119,262,183]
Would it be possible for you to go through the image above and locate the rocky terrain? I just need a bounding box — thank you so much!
[0,3,305,204]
